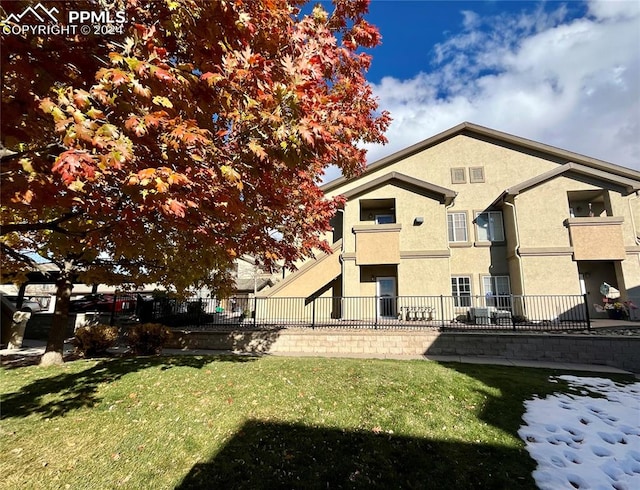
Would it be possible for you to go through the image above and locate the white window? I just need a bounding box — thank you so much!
[447,212,468,242]
[451,276,472,307]
[475,211,504,242]
[482,276,511,308]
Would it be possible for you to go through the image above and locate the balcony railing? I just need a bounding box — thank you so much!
[111,294,590,331]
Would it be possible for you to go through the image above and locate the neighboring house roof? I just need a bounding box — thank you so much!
[322,122,640,194]
[237,254,283,272]
[342,171,457,205]
[2,262,62,284]
[234,278,273,293]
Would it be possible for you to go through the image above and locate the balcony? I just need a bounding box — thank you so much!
[563,216,625,261]
[352,223,402,265]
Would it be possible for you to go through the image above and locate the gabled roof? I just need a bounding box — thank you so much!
[506,162,640,196]
[342,171,457,205]
[490,162,640,208]
[322,122,640,194]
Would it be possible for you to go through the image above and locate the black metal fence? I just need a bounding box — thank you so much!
[110,293,591,331]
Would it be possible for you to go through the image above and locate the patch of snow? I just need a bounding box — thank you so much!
[519,375,640,489]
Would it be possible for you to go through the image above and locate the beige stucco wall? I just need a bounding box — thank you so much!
[514,176,577,249]
[325,134,560,202]
[397,259,450,296]
[353,225,401,265]
[620,255,640,298]
[264,243,342,298]
[566,218,625,261]
[510,175,640,296]
[343,184,449,254]
[272,132,640,304]
[328,134,577,299]
[520,255,581,295]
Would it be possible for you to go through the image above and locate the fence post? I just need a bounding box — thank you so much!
[511,294,516,331]
[253,296,258,328]
[439,295,445,330]
[197,299,202,327]
[312,297,316,329]
[374,296,378,329]
[109,294,117,326]
[583,293,591,331]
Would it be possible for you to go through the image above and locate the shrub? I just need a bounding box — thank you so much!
[73,324,119,357]
[127,323,172,355]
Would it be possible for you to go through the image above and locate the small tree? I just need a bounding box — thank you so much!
[0,0,389,364]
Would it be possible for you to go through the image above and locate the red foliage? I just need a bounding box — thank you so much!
[1,0,389,291]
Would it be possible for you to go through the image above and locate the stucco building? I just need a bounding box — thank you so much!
[260,122,640,322]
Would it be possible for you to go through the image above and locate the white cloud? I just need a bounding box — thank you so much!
[363,0,640,171]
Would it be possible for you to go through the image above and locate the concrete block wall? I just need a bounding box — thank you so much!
[167,329,640,373]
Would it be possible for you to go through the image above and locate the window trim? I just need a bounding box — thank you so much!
[481,275,511,295]
[481,275,511,309]
[474,210,505,243]
[451,276,472,307]
[447,211,469,243]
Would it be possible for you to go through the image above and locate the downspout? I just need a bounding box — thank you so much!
[443,196,457,326]
[627,191,640,278]
[628,191,640,247]
[445,199,455,296]
[337,209,346,317]
[504,199,525,297]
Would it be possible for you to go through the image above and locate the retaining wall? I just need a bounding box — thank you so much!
[168,329,640,373]
[23,312,111,340]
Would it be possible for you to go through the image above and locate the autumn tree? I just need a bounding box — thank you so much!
[0,0,389,364]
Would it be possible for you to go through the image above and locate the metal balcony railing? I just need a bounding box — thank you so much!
[109,294,591,331]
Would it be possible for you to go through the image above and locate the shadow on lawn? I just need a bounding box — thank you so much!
[434,363,564,439]
[438,362,636,443]
[0,355,257,420]
[176,419,537,489]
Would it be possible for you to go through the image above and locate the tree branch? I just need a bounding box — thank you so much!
[0,242,59,277]
[0,143,65,164]
[0,212,81,236]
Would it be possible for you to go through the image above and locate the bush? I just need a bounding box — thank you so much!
[73,324,119,357]
[127,323,172,355]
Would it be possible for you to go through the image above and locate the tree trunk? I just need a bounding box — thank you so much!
[40,273,73,366]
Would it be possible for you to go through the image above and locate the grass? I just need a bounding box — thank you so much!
[0,355,633,489]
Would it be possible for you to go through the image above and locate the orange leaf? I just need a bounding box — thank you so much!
[248,139,268,160]
[155,178,169,193]
[168,199,186,217]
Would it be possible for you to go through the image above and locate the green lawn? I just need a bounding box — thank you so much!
[0,355,628,489]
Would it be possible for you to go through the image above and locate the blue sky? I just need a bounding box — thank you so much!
[363,0,590,83]
[321,0,640,181]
